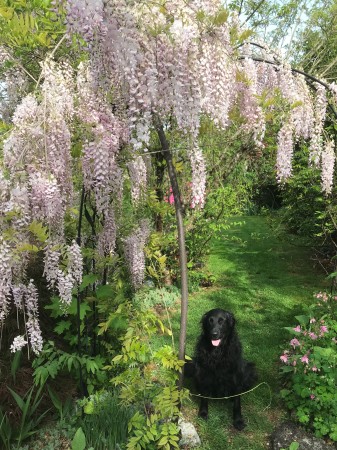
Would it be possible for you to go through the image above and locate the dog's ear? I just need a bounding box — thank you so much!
[201,311,209,331]
[226,311,236,329]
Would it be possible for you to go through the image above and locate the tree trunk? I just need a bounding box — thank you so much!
[154,149,165,232]
[154,116,188,391]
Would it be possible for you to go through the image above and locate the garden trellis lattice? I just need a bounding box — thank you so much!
[0,0,337,388]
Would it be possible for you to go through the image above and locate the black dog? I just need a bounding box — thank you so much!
[189,308,257,430]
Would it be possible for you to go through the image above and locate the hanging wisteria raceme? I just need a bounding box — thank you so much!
[68,240,83,285]
[256,60,279,94]
[292,75,315,141]
[0,67,28,123]
[309,83,327,166]
[188,143,207,209]
[40,58,75,197]
[0,237,13,322]
[239,57,265,147]
[124,220,150,288]
[49,241,84,308]
[24,280,43,355]
[276,119,294,183]
[12,284,26,311]
[321,140,335,195]
[128,156,147,205]
[44,242,61,288]
[77,62,126,212]
[29,173,65,231]
[97,207,116,257]
[10,335,28,353]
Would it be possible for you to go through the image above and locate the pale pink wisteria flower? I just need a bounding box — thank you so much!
[321,140,335,195]
[311,366,318,372]
[293,325,301,332]
[310,394,315,400]
[310,318,316,323]
[290,338,300,348]
[320,325,328,334]
[309,332,318,340]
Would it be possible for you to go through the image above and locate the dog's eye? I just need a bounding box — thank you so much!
[218,318,224,324]
[209,317,214,324]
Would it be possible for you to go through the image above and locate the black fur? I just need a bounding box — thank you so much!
[190,308,257,430]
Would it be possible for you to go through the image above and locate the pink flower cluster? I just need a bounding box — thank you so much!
[280,302,335,380]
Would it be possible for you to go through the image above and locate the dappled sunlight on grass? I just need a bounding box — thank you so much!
[177,215,326,449]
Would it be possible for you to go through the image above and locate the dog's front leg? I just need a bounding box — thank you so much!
[198,397,209,419]
[232,397,245,430]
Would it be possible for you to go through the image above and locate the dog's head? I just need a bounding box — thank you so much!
[201,309,235,347]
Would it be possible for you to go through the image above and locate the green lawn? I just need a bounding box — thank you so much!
[170,215,327,449]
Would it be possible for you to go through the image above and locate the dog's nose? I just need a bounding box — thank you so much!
[211,332,219,339]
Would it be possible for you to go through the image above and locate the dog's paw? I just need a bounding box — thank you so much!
[198,409,208,420]
[233,418,245,431]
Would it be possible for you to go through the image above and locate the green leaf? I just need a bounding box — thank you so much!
[47,386,62,412]
[16,243,40,253]
[294,315,309,326]
[68,298,91,320]
[45,297,64,318]
[7,386,25,411]
[54,320,71,335]
[79,274,100,291]
[96,284,115,300]
[214,9,229,25]
[28,220,48,243]
[83,400,94,415]
[71,427,86,450]
[289,442,299,450]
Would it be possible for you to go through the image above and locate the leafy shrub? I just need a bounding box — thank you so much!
[133,285,180,310]
[279,145,325,239]
[32,341,108,395]
[102,301,189,450]
[187,269,216,292]
[279,292,337,440]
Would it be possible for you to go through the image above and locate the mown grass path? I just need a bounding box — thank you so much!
[174,215,327,449]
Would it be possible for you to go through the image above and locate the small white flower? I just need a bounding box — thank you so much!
[10,335,28,353]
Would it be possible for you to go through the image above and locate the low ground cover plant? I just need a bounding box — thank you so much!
[280,292,337,441]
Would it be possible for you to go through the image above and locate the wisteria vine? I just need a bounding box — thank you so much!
[0,0,337,356]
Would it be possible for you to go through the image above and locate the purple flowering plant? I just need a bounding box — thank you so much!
[279,292,337,441]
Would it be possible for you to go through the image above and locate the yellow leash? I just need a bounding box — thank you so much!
[190,382,272,410]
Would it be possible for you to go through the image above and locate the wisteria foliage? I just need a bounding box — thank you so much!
[0,0,337,354]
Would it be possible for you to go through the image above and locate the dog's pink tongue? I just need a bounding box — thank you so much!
[211,339,221,347]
